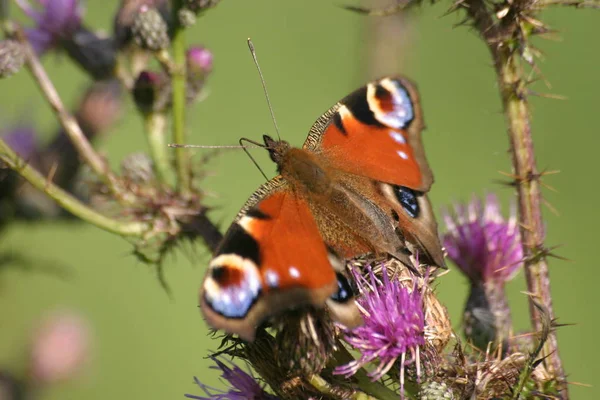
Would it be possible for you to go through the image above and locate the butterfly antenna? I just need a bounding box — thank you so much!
[240,137,269,181]
[168,143,263,149]
[247,38,281,141]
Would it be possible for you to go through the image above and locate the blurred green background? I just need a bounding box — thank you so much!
[0,0,598,398]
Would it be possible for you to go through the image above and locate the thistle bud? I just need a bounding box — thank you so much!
[131,6,169,51]
[420,380,455,399]
[0,40,25,78]
[274,309,336,376]
[121,153,155,183]
[178,8,197,27]
[185,46,213,103]
[183,0,222,13]
[132,70,171,113]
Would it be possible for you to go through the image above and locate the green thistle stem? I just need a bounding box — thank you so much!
[0,139,150,236]
[171,0,191,196]
[308,374,379,400]
[145,112,170,183]
[333,343,404,400]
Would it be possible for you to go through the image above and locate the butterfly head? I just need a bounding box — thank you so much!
[262,135,291,167]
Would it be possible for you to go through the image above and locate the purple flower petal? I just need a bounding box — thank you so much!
[442,194,523,283]
[17,0,83,55]
[335,266,425,383]
[2,125,39,159]
[186,357,279,400]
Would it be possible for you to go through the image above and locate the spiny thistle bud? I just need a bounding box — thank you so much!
[186,356,279,400]
[186,46,213,103]
[187,46,213,75]
[420,380,455,399]
[131,6,169,51]
[274,308,336,376]
[183,0,221,13]
[0,40,25,78]
[121,153,155,183]
[132,70,171,113]
[178,8,197,27]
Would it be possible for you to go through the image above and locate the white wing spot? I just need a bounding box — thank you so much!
[265,269,279,287]
[289,266,300,279]
[390,131,406,144]
[397,150,409,160]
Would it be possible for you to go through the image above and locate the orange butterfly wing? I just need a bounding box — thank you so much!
[304,76,433,192]
[201,177,340,341]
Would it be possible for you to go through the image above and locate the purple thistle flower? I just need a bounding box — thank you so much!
[335,266,425,387]
[187,46,213,74]
[2,125,39,159]
[443,194,523,283]
[186,357,279,400]
[17,0,83,55]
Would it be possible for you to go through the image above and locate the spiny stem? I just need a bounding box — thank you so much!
[493,47,566,396]
[171,0,191,196]
[145,113,171,183]
[537,0,600,7]
[12,27,135,204]
[0,139,150,236]
[460,0,567,395]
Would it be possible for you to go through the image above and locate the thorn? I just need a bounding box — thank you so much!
[528,90,568,100]
[45,161,58,191]
[542,198,560,216]
[341,0,413,16]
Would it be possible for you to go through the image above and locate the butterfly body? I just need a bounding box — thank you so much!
[201,76,445,341]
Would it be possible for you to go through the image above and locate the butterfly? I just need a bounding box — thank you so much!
[200,76,445,341]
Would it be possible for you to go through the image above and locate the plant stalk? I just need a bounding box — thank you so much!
[459,0,567,396]
[145,113,171,183]
[493,47,566,396]
[0,139,150,236]
[171,0,191,196]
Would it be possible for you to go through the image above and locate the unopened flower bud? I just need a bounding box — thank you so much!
[183,0,221,13]
[420,380,455,399]
[121,152,155,183]
[0,40,25,78]
[131,6,169,51]
[132,70,171,113]
[185,46,212,103]
[178,8,197,27]
[186,46,213,75]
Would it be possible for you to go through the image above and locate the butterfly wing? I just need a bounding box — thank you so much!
[201,176,358,341]
[303,76,445,268]
[304,76,433,192]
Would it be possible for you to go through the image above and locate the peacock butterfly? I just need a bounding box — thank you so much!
[200,76,445,341]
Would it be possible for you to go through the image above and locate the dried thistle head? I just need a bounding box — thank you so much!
[274,308,338,377]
